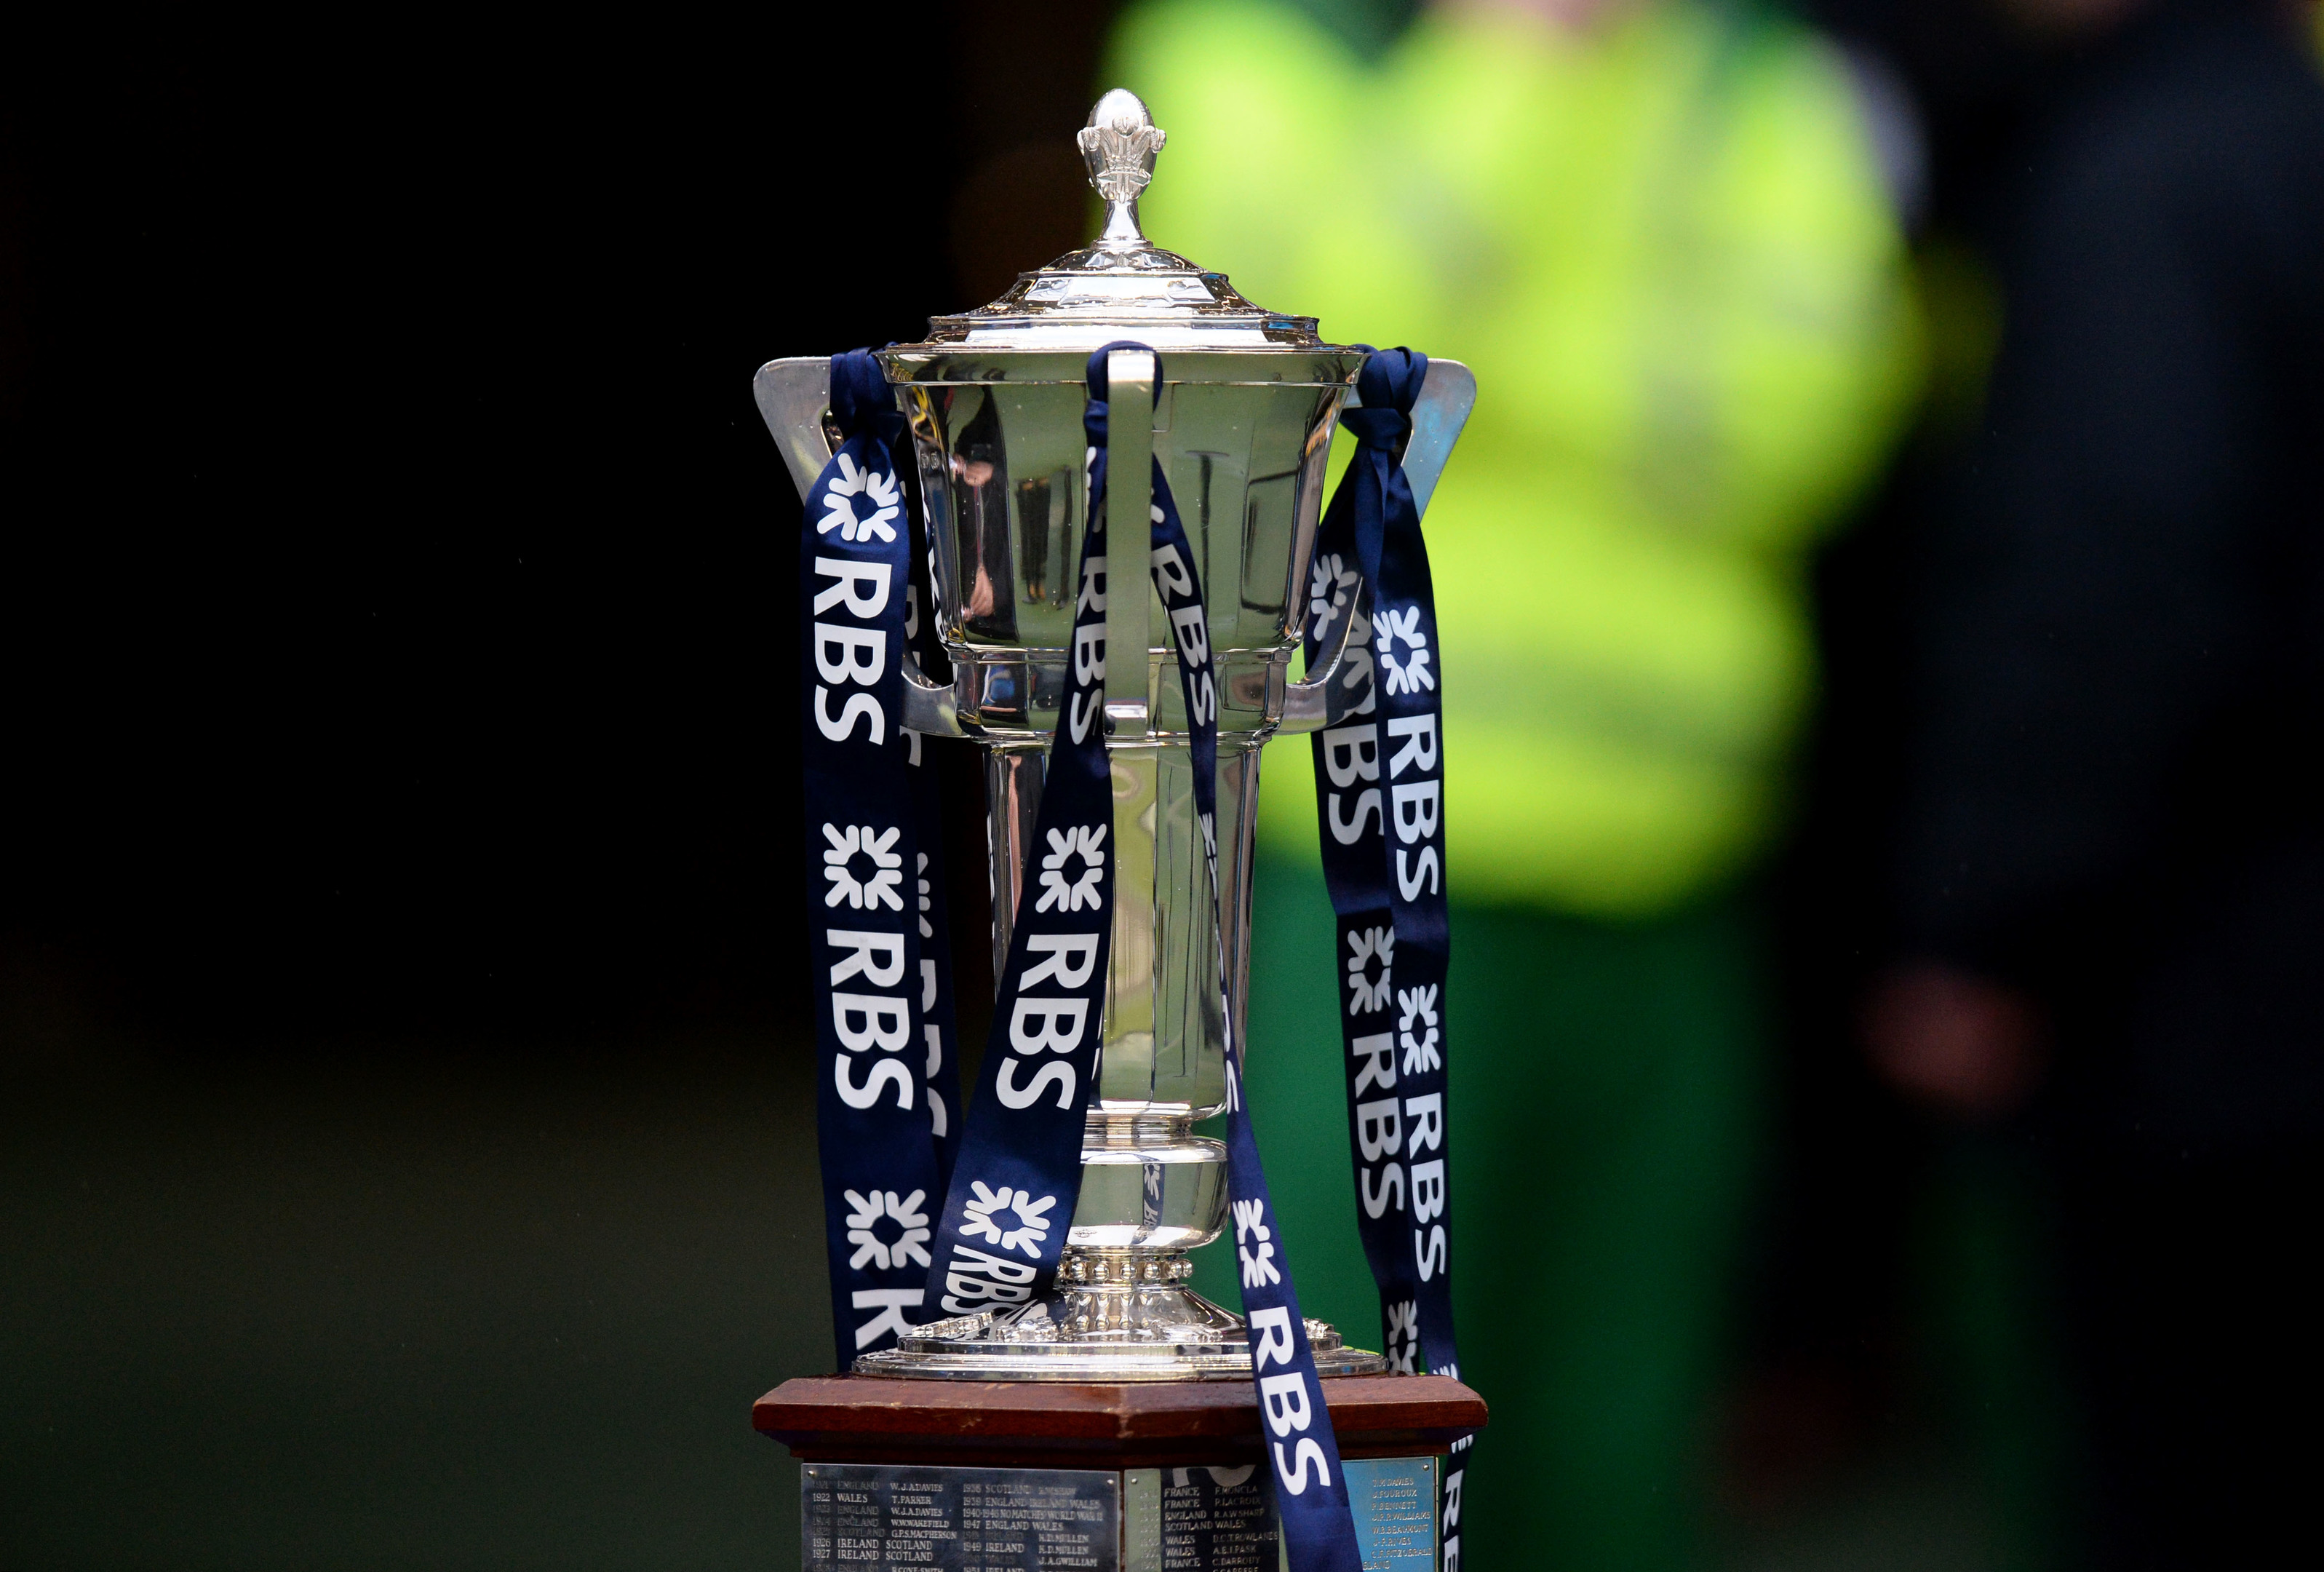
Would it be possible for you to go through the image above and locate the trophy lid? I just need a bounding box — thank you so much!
[908,90,1332,354]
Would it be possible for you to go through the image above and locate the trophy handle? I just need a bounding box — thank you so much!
[1278,358,1476,734]
[1398,358,1476,519]
[754,356,966,739]
[1276,576,1369,734]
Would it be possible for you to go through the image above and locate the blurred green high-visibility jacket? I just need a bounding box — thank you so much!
[1110,0,1922,916]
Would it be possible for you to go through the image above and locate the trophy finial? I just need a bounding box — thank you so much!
[1078,89,1165,251]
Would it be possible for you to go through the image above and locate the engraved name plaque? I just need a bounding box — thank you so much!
[1342,1457,1438,1572]
[799,1456,1442,1572]
[1152,1465,1273,1572]
[760,1376,1483,1572]
[803,1464,1120,1572]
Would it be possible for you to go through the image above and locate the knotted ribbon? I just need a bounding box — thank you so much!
[1307,347,1468,1569]
[800,349,955,1365]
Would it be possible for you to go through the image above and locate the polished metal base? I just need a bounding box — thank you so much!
[855,1248,1386,1381]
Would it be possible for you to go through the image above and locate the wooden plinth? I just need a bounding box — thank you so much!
[755,1373,1486,1472]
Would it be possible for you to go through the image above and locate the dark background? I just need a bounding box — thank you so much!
[0,6,1113,1049]
[4,3,2075,1567]
[1,7,1111,1567]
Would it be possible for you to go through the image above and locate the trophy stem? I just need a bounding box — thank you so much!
[855,1253,1381,1381]
[855,694,1388,1381]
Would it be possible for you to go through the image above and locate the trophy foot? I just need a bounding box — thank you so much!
[853,1247,1387,1381]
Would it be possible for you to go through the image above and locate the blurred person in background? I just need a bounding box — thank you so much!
[1863,0,2324,1563]
[1108,0,1921,1564]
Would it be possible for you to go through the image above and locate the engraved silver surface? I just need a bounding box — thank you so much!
[801,1464,1120,1572]
[1140,1465,1275,1572]
[758,91,1477,1381]
[799,1458,1444,1572]
[1341,1456,1440,1572]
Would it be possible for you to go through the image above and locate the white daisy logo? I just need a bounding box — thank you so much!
[818,452,902,544]
[960,1181,1057,1259]
[1035,824,1107,913]
[1386,1298,1420,1374]
[1397,984,1441,1074]
[1309,551,1358,641]
[1375,604,1433,695]
[1346,926,1395,1015]
[843,1188,933,1271]
[823,822,905,910]
[1231,1197,1281,1290]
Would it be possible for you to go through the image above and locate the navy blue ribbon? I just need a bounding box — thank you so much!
[1107,344,1366,1572]
[800,349,951,1365]
[1307,347,1468,1568]
[918,356,1123,1320]
[895,395,965,1192]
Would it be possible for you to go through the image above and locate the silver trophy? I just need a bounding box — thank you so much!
[757,90,1473,1381]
